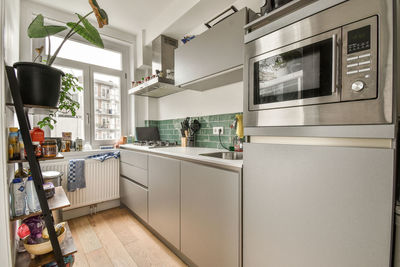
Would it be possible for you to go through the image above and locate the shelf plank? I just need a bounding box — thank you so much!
[8,156,64,164]
[15,222,77,267]
[6,103,58,115]
[48,186,71,211]
[10,187,71,222]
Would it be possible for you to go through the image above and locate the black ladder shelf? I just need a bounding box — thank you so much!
[6,66,71,267]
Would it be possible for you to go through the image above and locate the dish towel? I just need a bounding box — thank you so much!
[67,159,86,192]
[87,151,120,162]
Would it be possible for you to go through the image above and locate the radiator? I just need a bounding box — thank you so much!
[40,158,120,210]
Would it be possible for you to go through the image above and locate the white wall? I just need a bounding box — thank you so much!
[141,0,261,121]
[149,82,244,120]
[1,0,20,265]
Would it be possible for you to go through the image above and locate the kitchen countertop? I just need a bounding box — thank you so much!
[119,145,243,171]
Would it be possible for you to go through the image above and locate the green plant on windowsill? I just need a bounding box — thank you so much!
[37,73,83,130]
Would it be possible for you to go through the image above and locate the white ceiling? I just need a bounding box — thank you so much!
[27,0,176,35]
[26,0,260,42]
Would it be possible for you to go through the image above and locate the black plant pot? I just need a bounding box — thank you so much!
[13,62,64,107]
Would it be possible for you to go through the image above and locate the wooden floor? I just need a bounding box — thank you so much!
[68,207,187,267]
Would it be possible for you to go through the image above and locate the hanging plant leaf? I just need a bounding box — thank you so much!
[78,14,103,48]
[67,14,104,48]
[28,14,67,38]
[89,0,109,28]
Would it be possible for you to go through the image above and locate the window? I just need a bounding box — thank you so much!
[46,36,123,70]
[93,72,121,141]
[33,35,128,147]
[51,65,85,141]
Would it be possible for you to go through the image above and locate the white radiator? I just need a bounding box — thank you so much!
[40,158,120,210]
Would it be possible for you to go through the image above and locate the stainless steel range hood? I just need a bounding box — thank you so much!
[129,35,183,98]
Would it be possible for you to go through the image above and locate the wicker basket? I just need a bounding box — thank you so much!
[24,226,66,256]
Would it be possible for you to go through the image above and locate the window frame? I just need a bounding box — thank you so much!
[90,65,126,147]
[33,33,129,148]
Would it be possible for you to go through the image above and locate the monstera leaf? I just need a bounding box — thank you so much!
[67,14,104,48]
[28,14,67,38]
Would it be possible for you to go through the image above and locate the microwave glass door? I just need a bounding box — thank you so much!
[249,29,341,110]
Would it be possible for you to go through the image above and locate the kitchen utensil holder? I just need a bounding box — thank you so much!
[181,137,188,147]
[187,136,195,147]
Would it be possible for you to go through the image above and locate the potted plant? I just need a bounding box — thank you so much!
[14,0,108,107]
[37,73,83,130]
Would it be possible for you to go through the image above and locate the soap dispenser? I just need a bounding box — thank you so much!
[231,114,244,152]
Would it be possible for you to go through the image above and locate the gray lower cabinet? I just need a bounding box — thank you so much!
[148,155,181,249]
[181,161,241,267]
[120,176,148,222]
[243,143,395,267]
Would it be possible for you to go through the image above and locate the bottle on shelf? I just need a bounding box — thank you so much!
[26,176,41,212]
[10,178,26,217]
[32,142,42,158]
[30,127,45,144]
[18,131,24,160]
[14,168,29,178]
[8,127,20,160]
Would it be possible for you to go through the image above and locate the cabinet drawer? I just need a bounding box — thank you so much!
[120,150,148,169]
[120,176,148,222]
[120,162,148,187]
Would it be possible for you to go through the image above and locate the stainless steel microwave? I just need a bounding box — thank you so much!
[243,0,395,127]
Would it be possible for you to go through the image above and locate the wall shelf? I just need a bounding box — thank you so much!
[15,222,77,267]
[6,65,70,266]
[6,103,58,115]
[10,186,70,222]
[8,156,64,164]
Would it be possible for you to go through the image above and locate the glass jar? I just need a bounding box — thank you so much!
[75,138,83,151]
[61,141,67,152]
[32,142,42,158]
[65,141,71,152]
[42,139,57,158]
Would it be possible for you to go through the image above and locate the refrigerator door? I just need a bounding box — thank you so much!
[243,143,394,267]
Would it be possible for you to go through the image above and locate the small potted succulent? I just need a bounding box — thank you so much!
[14,0,108,107]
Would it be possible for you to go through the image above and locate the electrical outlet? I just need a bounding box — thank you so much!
[213,127,224,135]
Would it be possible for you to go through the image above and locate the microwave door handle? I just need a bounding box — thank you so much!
[332,34,338,93]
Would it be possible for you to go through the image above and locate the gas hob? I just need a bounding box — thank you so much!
[132,140,178,149]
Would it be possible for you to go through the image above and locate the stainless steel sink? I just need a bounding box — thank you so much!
[199,151,243,160]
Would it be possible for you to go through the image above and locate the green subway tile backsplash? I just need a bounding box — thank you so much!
[145,112,242,149]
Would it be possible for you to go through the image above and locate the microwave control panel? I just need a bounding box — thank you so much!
[341,16,377,102]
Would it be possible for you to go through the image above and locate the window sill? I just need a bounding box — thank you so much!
[54,149,118,160]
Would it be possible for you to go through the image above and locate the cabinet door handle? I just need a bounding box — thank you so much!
[86,113,90,124]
